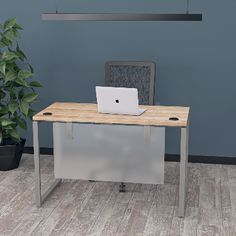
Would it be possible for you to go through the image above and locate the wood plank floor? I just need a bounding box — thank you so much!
[0,154,236,236]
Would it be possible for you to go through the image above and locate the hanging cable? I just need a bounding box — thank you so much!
[55,0,59,14]
[186,0,190,14]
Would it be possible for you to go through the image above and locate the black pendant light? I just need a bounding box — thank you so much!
[41,13,202,21]
[41,0,202,22]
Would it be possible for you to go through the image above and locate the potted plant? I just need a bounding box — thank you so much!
[0,18,42,171]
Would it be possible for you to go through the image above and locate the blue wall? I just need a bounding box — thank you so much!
[1,0,236,157]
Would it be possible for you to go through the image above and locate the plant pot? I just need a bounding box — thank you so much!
[0,138,26,171]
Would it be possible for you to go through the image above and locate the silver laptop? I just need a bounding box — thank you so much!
[96,86,146,116]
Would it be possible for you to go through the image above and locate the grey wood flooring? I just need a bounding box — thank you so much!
[0,154,236,236]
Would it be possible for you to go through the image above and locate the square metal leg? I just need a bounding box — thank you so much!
[178,125,189,217]
[33,121,61,207]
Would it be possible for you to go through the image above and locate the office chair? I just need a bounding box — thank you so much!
[105,61,156,105]
[105,61,156,192]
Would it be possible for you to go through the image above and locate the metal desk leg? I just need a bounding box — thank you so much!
[178,125,189,217]
[33,121,61,207]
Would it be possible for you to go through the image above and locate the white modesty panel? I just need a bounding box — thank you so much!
[53,123,165,184]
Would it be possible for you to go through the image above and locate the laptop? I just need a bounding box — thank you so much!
[95,86,146,116]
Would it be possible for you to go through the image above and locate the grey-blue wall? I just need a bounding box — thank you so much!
[1,0,235,157]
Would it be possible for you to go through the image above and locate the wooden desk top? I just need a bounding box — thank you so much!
[33,102,190,127]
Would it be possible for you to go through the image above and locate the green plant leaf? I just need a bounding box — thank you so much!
[1,119,15,127]
[0,40,6,48]
[16,44,26,61]
[18,88,24,99]
[8,101,18,114]
[0,105,8,115]
[29,81,42,87]
[18,70,33,79]
[12,28,19,37]
[4,29,15,40]
[4,71,16,83]
[0,61,6,75]
[22,92,38,103]
[7,46,14,53]
[16,51,25,61]
[28,108,35,118]
[8,128,20,142]
[13,23,23,30]
[2,51,18,61]
[15,78,29,87]
[4,18,16,30]
[14,117,27,130]
[1,37,12,46]
[0,90,6,99]
[28,64,34,73]
[16,43,20,51]
[19,101,29,116]
[4,86,13,92]
[10,89,17,99]
[3,126,14,130]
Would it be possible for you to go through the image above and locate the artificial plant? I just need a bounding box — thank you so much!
[0,18,42,144]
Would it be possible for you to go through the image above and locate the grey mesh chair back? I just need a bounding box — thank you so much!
[105,61,156,105]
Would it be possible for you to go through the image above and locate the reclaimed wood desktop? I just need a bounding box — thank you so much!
[33,102,190,217]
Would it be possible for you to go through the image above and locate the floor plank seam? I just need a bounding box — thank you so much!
[219,179,225,236]
[142,200,155,236]
[115,183,139,236]
[61,181,98,235]
[32,181,76,234]
[167,184,179,236]
[87,183,117,236]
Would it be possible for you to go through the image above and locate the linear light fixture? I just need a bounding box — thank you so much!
[41,13,202,21]
[42,0,202,22]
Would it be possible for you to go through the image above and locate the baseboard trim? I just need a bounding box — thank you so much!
[165,154,236,165]
[24,147,236,165]
[24,147,53,155]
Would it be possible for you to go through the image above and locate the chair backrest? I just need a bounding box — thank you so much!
[105,61,156,105]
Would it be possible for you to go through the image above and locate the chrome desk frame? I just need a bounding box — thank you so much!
[33,121,189,217]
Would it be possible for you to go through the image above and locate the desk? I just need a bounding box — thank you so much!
[33,102,190,217]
